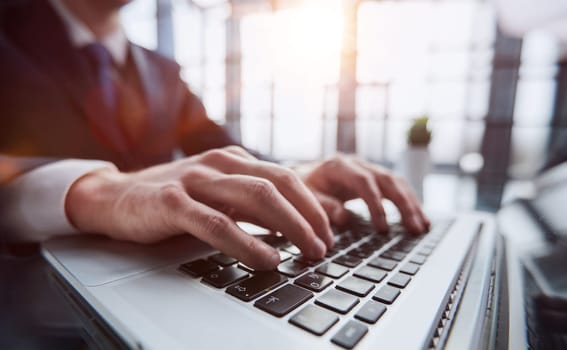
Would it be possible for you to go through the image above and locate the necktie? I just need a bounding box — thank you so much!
[82,43,128,152]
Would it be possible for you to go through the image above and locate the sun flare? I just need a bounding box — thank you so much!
[270,0,344,86]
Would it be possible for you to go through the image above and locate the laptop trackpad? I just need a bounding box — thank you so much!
[111,268,307,350]
[42,235,212,287]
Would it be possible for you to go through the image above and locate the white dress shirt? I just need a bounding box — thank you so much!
[4,0,130,242]
[49,0,129,65]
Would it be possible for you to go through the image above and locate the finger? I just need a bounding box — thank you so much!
[328,159,389,233]
[187,174,327,260]
[197,149,332,249]
[206,156,334,249]
[312,191,350,226]
[374,171,426,233]
[158,184,280,270]
[221,145,257,161]
[234,162,334,249]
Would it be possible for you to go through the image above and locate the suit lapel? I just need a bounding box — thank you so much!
[129,44,164,127]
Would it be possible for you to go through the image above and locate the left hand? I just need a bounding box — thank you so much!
[297,154,430,234]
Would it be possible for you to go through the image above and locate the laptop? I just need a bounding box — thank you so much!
[42,200,502,349]
[498,167,567,350]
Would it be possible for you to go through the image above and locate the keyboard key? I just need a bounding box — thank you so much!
[331,320,368,349]
[179,259,219,277]
[325,248,340,258]
[333,241,351,250]
[202,266,249,288]
[388,273,411,288]
[283,244,301,255]
[423,242,437,249]
[226,271,287,301]
[357,243,377,253]
[336,276,375,297]
[316,289,359,314]
[209,253,237,266]
[353,266,387,283]
[294,255,324,267]
[400,262,420,276]
[255,285,313,317]
[289,305,339,336]
[373,285,401,304]
[418,247,434,256]
[295,272,333,292]
[279,250,292,262]
[316,263,348,279]
[346,248,372,259]
[333,255,362,268]
[380,250,406,262]
[392,242,416,253]
[278,260,309,277]
[365,241,386,251]
[237,263,255,273]
[355,300,387,324]
[368,257,397,271]
[262,234,289,247]
[410,254,427,265]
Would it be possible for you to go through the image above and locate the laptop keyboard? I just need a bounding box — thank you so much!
[179,216,452,349]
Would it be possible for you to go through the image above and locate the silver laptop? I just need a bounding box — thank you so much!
[42,203,501,350]
[499,174,567,350]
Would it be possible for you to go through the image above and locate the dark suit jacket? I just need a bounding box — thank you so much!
[0,0,237,180]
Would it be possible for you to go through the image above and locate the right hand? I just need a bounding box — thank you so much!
[65,146,334,270]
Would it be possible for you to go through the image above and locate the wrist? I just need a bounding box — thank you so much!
[65,166,125,233]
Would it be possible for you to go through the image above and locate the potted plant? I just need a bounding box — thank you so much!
[397,116,432,202]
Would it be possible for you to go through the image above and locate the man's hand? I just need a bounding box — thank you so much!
[66,148,428,271]
[299,154,430,234]
[66,146,333,270]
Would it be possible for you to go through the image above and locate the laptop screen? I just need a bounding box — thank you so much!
[529,182,567,238]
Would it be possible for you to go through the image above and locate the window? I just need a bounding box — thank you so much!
[121,0,561,178]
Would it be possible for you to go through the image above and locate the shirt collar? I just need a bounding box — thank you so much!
[48,0,128,66]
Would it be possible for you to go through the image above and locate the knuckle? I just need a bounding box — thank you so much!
[275,168,299,188]
[248,179,277,201]
[201,149,228,163]
[203,214,230,239]
[383,173,397,186]
[323,156,343,170]
[224,145,247,154]
[394,174,409,187]
[159,183,185,208]
[354,172,373,189]
[181,164,209,181]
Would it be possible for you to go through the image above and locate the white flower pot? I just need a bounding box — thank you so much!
[396,147,431,203]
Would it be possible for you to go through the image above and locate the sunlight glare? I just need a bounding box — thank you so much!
[271,0,343,86]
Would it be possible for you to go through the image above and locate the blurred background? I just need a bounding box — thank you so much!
[119,0,565,210]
